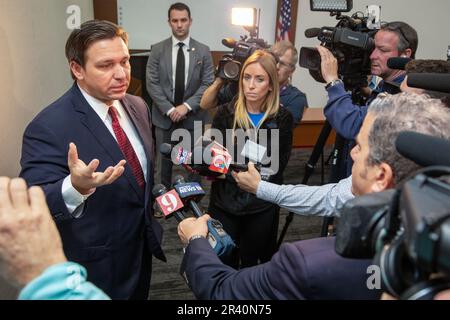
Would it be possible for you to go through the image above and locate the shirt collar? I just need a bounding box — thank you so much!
[77,84,123,122]
[172,35,190,49]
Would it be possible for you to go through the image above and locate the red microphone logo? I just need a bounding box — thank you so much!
[156,190,184,217]
[209,147,232,174]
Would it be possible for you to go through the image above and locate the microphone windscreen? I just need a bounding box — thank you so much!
[387,57,412,70]
[222,38,237,49]
[304,27,321,38]
[395,131,450,167]
[407,73,450,94]
[159,143,173,157]
[152,184,167,197]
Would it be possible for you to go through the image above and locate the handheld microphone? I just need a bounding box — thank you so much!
[159,142,258,177]
[172,175,205,218]
[304,27,322,38]
[407,73,450,94]
[172,175,235,257]
[152,184,186,222]
[387,57,412,70]
[395,131,450,167]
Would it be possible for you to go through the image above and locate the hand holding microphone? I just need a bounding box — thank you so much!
[178,214,210,245]
[231,162,261,194]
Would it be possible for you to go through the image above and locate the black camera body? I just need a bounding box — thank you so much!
[336,167,450,299]
[217,37,269,81]
[300,7,378,92]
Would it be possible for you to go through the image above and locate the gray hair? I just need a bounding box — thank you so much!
[367,93,450,184]
[271,40,298,68]
[380,21,418,59]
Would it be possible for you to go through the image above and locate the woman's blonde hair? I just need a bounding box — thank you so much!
[233,50,280,131]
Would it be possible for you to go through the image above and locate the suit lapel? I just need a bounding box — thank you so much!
[121,96,154,204]
[71,85,144,202]
[164,38,174,89]
[186,38,197,87]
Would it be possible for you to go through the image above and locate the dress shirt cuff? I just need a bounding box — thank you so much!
[166,107,176,116]
[183,102,192,112]
[256,180,279,202]
[62,175,94,217]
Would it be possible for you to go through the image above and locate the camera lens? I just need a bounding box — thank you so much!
[224,61,240,80]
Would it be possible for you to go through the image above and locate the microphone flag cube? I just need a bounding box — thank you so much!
[155,190,184,217]
[209,147,232,174]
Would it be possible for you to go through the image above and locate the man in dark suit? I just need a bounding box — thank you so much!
[146,2,215,188]
[20,20,164,300]
[176,93,450,299]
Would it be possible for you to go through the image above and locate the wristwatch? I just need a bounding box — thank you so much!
[325,79,343,90]
[189,235,206,244]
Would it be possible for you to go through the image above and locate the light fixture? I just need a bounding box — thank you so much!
[231,8,256,27]
[310,0,353,12]
[231,8,260,39]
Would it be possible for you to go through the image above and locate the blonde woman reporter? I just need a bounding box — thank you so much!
[208,50,293,268]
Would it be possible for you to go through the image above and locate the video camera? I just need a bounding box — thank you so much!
[217,37,269,82]
[335,132,450,299]
[300,0,379,97]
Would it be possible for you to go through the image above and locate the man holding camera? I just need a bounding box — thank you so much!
[318,21,418,176]
[146,2,215,189]
[177,93,450,299]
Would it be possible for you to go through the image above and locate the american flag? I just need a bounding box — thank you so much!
[276,0,292,42]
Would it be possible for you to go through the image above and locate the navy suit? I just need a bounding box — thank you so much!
[180,237,381,300]
[20,84,164,299]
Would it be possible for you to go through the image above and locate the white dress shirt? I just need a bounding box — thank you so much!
[167,35,192,115]
[256,176,354,217]
[62,85,148,216]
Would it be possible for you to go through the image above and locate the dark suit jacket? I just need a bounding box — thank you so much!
[20,84,164,299]
[146,37,215,130]
[180,237,381,300]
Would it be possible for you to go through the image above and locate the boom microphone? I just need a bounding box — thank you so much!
[222,38,237,49]
[304,27,322,38]
[387,57,412,70]
[407,73,450,94]
[395,131,450,167]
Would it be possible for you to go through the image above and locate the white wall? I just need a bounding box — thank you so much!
[0,0,93,178]
[0,0,93,298]
[118,0,277,50]
[119,0,450,107]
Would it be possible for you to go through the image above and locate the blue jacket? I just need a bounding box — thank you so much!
[324,75,405,140]
[180,236,381,300]
[280,85,308,127]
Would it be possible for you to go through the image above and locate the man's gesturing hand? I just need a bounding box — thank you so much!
[68,143,126,195]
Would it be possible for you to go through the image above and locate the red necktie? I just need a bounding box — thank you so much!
[108,106,145,189]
